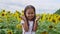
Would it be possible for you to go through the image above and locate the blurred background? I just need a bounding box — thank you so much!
[0,0,60,34]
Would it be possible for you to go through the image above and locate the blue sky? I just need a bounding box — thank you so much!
[0,0,60,14]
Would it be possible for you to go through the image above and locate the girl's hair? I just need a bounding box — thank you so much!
[24,5,36,30]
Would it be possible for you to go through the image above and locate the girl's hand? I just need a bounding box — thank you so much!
[20,16,27,21]
[35,16,40,22]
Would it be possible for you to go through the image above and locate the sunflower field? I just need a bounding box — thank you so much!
[0,10,60,34]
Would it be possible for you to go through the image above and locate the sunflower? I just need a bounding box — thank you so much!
[7,30,13,34]
[57,16,60,22]
[1,10,6,17]
[17,16,21,23]
[40,13,46,22]
[21,10,24,16]
[48,25,53,29]
[0,19,3,22]
[2,10,6,14]
[41,31,48,34]
[7,11,10,14]
[14,11,20,17]
[51,18,57,24]
[47,16,52,22]
[45,14,53,21]
[16,24,22,29]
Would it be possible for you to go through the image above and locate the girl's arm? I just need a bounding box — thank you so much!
[33,21,38,31]
[23,20,29,32]
[21,16,29,32]
[33,16,40,31]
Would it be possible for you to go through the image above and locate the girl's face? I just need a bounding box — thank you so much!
[26,8,35,20]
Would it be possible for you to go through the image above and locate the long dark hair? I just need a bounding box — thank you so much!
[24,5,36,30]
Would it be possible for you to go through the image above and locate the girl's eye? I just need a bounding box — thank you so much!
[31,12,34,14]
[28,12,34,14]
[28,13,30,14]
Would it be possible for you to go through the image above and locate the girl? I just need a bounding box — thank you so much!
[21,5,40,34]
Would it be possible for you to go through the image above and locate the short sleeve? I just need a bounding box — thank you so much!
[20,20,24,25]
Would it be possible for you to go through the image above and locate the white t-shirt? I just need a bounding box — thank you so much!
[21,20,35,34]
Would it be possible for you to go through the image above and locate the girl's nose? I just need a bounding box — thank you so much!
[29,14,32,16]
